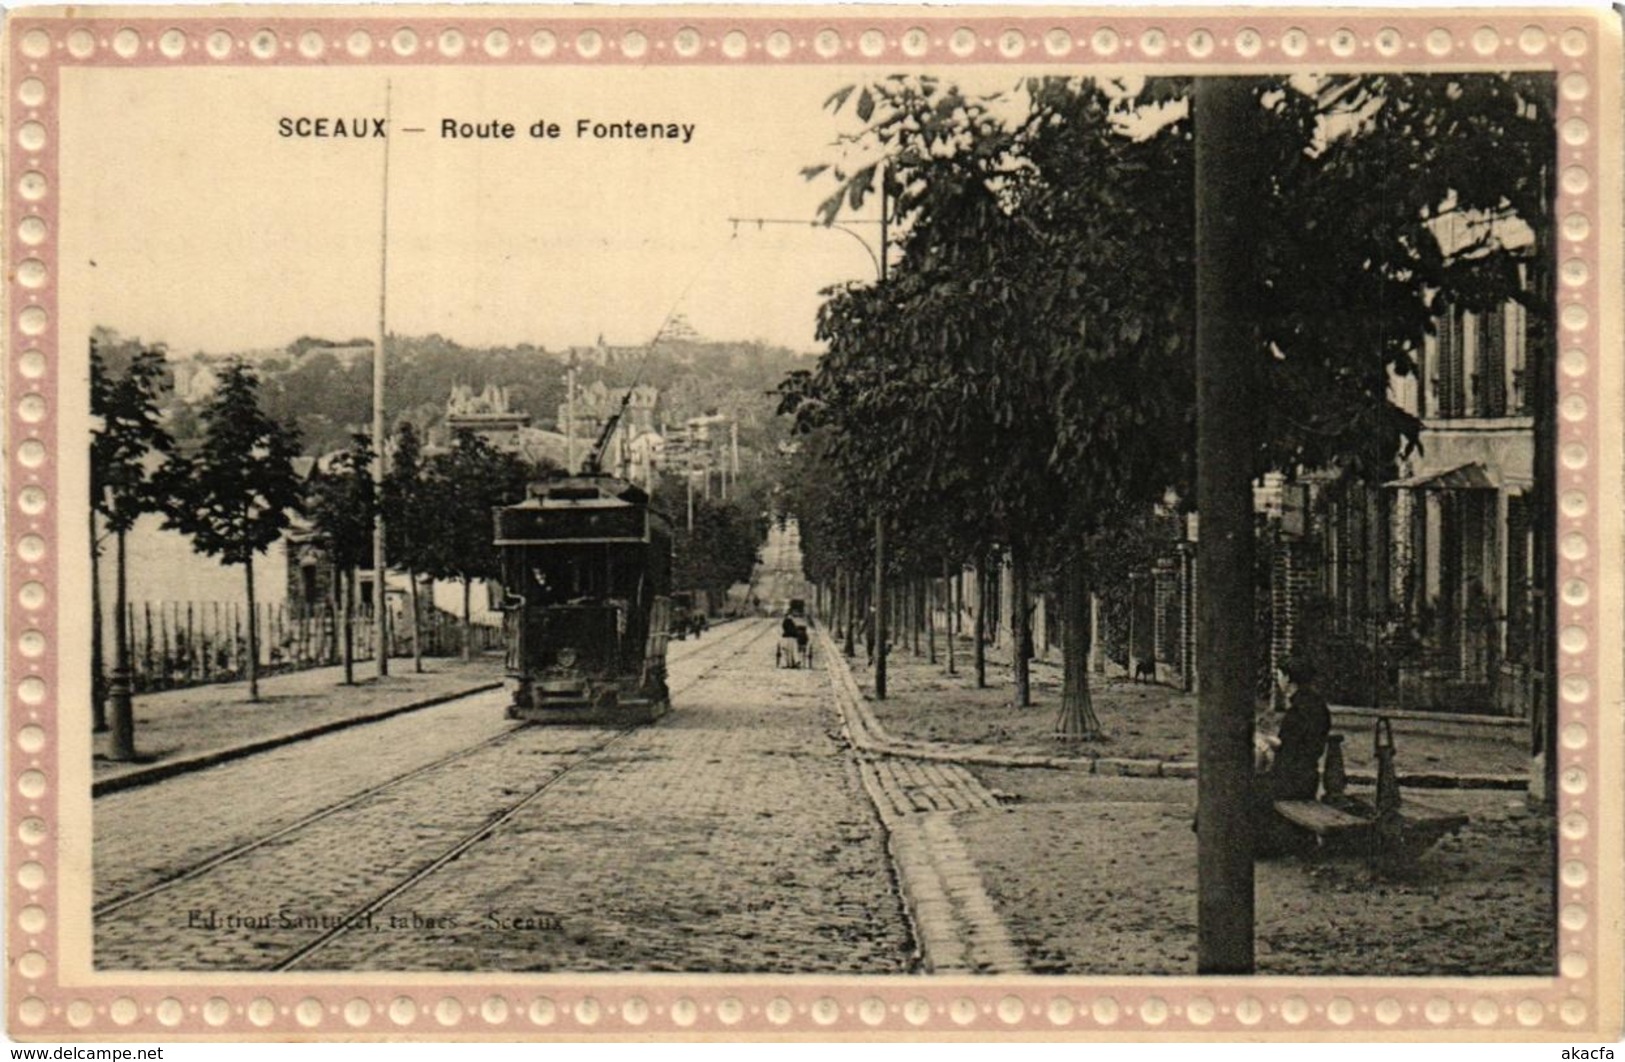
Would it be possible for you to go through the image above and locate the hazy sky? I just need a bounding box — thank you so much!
[60,63,1026,357]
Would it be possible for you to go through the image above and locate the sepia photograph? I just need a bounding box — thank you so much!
[10,6,1621,1042]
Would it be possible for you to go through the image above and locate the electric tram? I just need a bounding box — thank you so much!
[494,455,674,724]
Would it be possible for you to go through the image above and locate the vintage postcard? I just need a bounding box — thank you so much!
[5,3,1621,1042]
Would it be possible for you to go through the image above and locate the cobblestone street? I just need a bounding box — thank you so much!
[93,618,913,973]
[92,518,1555,979]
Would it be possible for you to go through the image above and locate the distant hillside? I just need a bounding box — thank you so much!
[153,332,811,457]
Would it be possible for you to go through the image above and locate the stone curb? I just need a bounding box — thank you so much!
[826,632,1026,974]
[815,628,1528,791]
[91,681,502,798]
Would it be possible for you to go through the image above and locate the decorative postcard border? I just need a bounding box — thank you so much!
[6,6,1619,1040]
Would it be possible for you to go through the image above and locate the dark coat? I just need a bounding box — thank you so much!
[1270,684,1331,801]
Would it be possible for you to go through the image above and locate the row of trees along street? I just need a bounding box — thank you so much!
[777,75,1555,970]
[91,338,534,761]
[91,332,777,762]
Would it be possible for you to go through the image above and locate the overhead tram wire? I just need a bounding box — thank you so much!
[726,216,884,278]
[727,201,890,695]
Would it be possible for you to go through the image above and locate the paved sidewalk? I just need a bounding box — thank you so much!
[822,628,1530,789]
[92,656,504,794]
[819,629,1553,977]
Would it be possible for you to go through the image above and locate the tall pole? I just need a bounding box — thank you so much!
[1194,76,1259,974]
[565,361,577,473]
[90,508,107,733]
[373,80,393,678]
[1530,97,1559,812]
[873,164,890,700]
[108,529,136,760]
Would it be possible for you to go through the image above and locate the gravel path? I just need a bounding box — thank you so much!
[958,769,1552,976]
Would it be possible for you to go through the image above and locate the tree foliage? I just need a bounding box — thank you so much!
[166,362,304,566]
[91,337,177,534]
[417,429,532,587]
[658,471,765,601]
[306,434,377,577]
[382,421,430,576]
[780,72,1552,734]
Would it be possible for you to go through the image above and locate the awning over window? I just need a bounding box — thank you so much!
[1383,461,1496,491]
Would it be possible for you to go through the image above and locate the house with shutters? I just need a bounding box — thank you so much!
[1267,257,1549,716]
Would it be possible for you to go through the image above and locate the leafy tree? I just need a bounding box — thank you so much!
[382,422,430,671]
[660,473,764,606]
[792,73,1550,742]
[166,362,303,701]
[792,77,1193,732]
[305,434,377,685]
[419,429,531,660]
[90,334,178,757]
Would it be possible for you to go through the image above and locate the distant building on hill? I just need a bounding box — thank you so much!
[568,335,647,369]
[446,382,531,452]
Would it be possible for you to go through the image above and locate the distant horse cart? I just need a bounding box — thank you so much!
[775,609,812,669]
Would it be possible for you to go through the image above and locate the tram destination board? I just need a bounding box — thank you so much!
[494,504,649,544]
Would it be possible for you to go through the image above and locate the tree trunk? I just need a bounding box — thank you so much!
[912,578,923,657]
[1054,551,1103,741]
[1088,592,1102,673]
[341,569,355,685]
[90,510,107,732]
[944,559,957,676]
[409,570,423,673]
[244,554,261,701]
[1011,546,1031,708]
[460,576,473,663]
[972,556,987,688]
[843,568,856,657]
[926,574,937,665]
[873,516,887,700]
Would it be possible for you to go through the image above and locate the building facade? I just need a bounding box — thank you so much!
[1265,286,1545,715]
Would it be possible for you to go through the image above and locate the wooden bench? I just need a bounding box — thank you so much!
[1274,799,1370,839]
[1275,796,1469,864]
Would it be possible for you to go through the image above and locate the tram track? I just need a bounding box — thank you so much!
[91,718,523,920]
[93,618,777,956]
[271,618,779,971]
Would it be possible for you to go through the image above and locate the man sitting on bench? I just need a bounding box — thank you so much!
[1255,657,1331,855]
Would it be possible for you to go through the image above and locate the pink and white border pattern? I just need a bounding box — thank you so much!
[6,8,1619,1040]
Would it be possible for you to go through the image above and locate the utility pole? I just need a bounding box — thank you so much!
[728,192,888,690]
[1530,92,1559,811]
[108,529,136,760]
[373,79,393,679]
[686,462,695,532]
[565,360,577,473]
[1194,76,1260,974]
[874,164,890,700]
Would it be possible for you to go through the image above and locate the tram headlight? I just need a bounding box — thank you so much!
[556,647,578,669]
